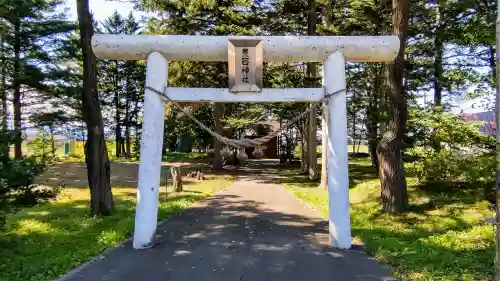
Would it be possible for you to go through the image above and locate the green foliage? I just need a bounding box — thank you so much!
[0,176,233,281]
[162,152,210,163]
[404,0,489,99]
[96,11,146,158]
[293,141,324,160]
[414,150,464,181]
[29,129,53,158]
[1,155,52,208]
[0,0,496,278]
[29,111,71,147]
[0,129,53,231]
[3,157,46,190]
[224,107,268,131]
[0,0,76,151]
[293,142,302,160]
[141,0,311,155]
[98,11,145,158]
[406,106,495,198]
[406,106,494,152]
[461,153,495,184]
[414,150,494,186]
[283,158,494,281]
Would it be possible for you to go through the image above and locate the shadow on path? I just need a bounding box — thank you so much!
[59,161,395,281]
[230,159,297,184]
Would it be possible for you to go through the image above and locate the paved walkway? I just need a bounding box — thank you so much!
[59,162,394,281]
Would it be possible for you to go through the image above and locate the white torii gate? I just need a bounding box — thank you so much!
[92,34,400,250]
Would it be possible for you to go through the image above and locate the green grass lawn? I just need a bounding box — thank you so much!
[347,144,369,153]
[57,150,210,164]
[282,158,494,281]
[162,152,210,163]
[0,174,233,281]
[316,145,369,155]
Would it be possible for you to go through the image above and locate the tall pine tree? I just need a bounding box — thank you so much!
[76,0,114,215]
[101,11,126,157]
[377,0,409,213]
[140,0,268,169]
[0,0,74,158]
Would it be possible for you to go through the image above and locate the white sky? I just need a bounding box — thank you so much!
[65,0,144,22]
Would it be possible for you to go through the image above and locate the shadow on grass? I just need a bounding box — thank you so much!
[4,156,495,281]
[282,157,494,280]
[348,162,378,188]
[38,192,397,281]
[277,159,379,189]
[352,226,493,280]
[412,180,494,203]
[365,203,481,237]
[0,189,217,281]
[350,193,492,280]
[34,188,492,281]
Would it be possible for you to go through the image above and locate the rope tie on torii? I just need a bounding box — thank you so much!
[145,86,345,158]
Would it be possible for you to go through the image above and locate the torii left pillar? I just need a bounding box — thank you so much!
[133,52,168,249]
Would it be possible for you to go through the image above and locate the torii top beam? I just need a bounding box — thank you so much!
[91,35,400,63]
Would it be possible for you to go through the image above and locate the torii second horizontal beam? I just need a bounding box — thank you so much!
[158,87,324,102]
[92,35,399,63]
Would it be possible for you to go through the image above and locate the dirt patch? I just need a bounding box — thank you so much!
[35,161,209,188]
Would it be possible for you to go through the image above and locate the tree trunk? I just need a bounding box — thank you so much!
[41,136,45,156]
[0,36,8,163]
[124,82,131,157]
[134,124,140,157]
[114,61,122,158]
[494,0,500,278]
[212,103,224,170]
[13,19,22,158]
[171,166,183,192]
[278,119,282,155]
[376,0,409,213]
[77,0,114,216]
[307,0,318,180]
[0,37,5,133]
[367,66,381,170]
[379,65,387,137]
[50,127,55,157]
[367,117,379,169]
[133,88,140,157]
[300,130,305,170]
[433,5,444,107]
[490,46,496,86]
[120,140,126,157]
[320,108,328,188]
[125,125,131,157]
[431,5,445,152]
[308,104,318,179]
[351,95,357,154]
[301,119,309,173]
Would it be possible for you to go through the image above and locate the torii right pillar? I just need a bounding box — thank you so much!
[323,52,351,249]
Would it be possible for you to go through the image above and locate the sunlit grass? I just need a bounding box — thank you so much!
[347,144,369,153]
[282,158,494,281]
[317,145,369,155]
[162,152,210,163]
[0,174,234,281]
[57,151,210,164]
